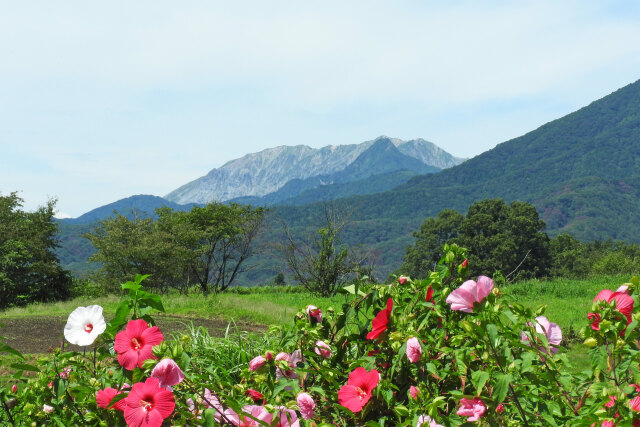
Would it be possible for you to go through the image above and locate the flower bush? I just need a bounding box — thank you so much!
[2,247,640,425]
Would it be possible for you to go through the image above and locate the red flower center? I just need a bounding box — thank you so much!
[84,324,93,333]
[131,337,142,350]
[356,387,367,400]
[140,399,152,412]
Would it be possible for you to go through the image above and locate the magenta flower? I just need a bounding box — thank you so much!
[150,358,184,389]
[114,319,164,370]
[446,276,494,313]
[409,386,419,400]
[249,355,267,372]
[297,392,315,420]
[521,316,562,354]
[592,289,634,325]
[366,298,393,340]
[11,384,17,394]
[405,337,422,363]
[306,305,322,323]
[96,387,127,411]
[123,377,175,427]
[338,367,380,413]
[630,396,640,412]
[457,397,487,422]
[314,341,332,358]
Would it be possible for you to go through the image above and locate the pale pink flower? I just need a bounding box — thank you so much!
[64,305,106,346]
[409,386,419,400]
[417,414,444,427]
[314,341,332,358]
[274,406,300,427]
[457,397,486,422]
[43,404,54,414]
[521,316,562,354]
[296,392,315,420]
[616,284,630,294]
[406,337,422,363]
[151,358,184,388]
[224,405,273,426]
[275,350,302,380]
[249,355,267,372]
[445,276,494,313]
[306,305,322,323]
[59,366,72,379]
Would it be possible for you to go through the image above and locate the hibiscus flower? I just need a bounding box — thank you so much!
[114,319,164,370]
[521,316,562,354]
[589,289,634,330]
[314,341,332,358]
[297,392,315,420]
[96,387,127,411]
[338,367,380,412]
[446,276,493,313]
[405,337,422,363]
[366,298,393,340]
[224,405,273,427]
[457,397,486,422]
[150,358,184,389]
[123,377,175,427]
[64,305,106,346]
[275,350,303,380]
[306,305,322,323]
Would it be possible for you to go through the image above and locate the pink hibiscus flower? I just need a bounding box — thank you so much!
[338,367,380,412]
[114,319,164,370]
[297,392,315,420]
[96,387,127,411]
[366,298,393,340]
[589,289,634,330]
[409,386,419,400]
[274,406,300,427]
[457,397,487,422]
[123,377,175,427]
[406,337,422,363]
[249,355,267,371]
[224,405,273,427]
[521,316,562,354]
[445,276,493,313]
[314,341,332,358]
[275,350,303,380]
[306,305,322,323]
[150,358,184,389]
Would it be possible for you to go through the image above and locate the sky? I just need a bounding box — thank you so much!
[1,1,640,218]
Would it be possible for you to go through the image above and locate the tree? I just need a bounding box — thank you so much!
[85,203,265,294]
[0,192,71,308]
[402,199,551,280]
[281,204,370,296]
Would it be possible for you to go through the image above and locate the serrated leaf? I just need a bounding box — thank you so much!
[493,373,511,403]
[471,370,490,395]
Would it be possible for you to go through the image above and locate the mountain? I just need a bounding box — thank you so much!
[278,79,640,244]
[229,138,441,205]
[165,136,464,205]
[59,194,200,225]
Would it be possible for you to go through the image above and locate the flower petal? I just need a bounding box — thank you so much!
[141,325,164,347]
[475,276,494,302]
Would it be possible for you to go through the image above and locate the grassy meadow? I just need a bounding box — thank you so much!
[1,274,634,377]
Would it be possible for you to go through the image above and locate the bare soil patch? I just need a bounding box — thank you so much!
[0,314,266,354]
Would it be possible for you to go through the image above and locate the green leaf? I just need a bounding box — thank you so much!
[471,370,490,395]
[202,408,216,427]
[0,343,24,359]
[10,362,39,372]
[486,323,499,347]
[106,392,127,409]
[139,294,165,312]
[53,379,67,399]
[520,352,536,373]
[493,373,511,403]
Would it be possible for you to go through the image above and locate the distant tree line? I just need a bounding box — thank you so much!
[85,203,265,294]
[0,193,72,308]
[402,198,640,281]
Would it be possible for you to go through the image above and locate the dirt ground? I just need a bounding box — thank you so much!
[0,314,266,354]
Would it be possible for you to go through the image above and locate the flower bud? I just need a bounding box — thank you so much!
[583,337,598,348]
[6,398,17,409]
[171,343,183,360]
[141,358,158,370]
[389,331,404,342]
[11,384,17,393]
[461,321,474,334]
[152,343,165,358]
[265,351,274,361]
[398,276,408,285]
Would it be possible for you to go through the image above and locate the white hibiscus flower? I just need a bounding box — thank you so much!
[63,305,106,346]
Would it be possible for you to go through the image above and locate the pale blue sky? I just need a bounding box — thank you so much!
[1,1,640,217]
